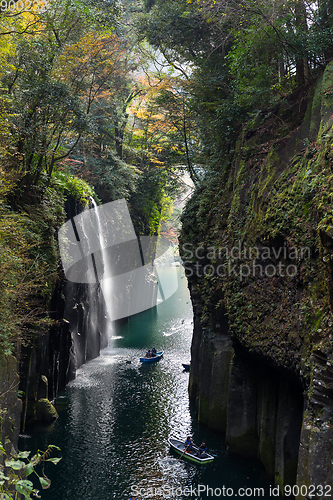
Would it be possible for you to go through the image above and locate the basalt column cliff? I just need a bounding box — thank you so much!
[180,62,333,491]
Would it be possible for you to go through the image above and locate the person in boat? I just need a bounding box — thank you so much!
[198,441,207,457]
[151,347,157,357]
[145,350,151,358]
[184,436,193,452]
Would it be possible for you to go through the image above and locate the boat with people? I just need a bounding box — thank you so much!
[168,437,214,464]
[139,351,163,363]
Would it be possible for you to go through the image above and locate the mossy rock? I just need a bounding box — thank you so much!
[36,399,58,423]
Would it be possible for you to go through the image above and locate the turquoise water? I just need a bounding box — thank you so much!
[20,268,272,499]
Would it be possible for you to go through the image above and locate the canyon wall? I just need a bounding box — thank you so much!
[0,354,21,460]
[18,197,109,429]
[180,62,333,491]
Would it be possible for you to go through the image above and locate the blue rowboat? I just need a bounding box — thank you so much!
[168,437,214,465]
[140,351,163,363]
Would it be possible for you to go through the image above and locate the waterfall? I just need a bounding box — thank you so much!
[58,197,179,375]
[61,200,112,373]
[89,197,114,338]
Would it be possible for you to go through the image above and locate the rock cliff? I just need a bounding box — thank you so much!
[180,61,333,490]
[0,354,21,459]
[18,196,110,428]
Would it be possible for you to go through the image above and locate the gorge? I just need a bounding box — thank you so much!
[180,61,333,490]
[1,0,333,497]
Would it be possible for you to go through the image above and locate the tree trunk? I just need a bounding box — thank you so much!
[278,58,286,82]
[295,0,309,85]
[115,119,125,160]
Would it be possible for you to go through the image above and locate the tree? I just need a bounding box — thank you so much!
[1,0,120,193]
[137,0,333,178]
[55,30,142,201]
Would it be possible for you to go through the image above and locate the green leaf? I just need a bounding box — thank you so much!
[16,479,34,500]
[303,201,312,215]
[31,453,42,465]
[46,457,62,464]
[17,450,31,459]
[25,462,34,476]
[48,445,61,451]
[5,458,24,470]
[39,476,51,489]
[16,479,34,490]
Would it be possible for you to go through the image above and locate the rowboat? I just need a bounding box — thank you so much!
[140,351,163,363]
[168,437,214,464]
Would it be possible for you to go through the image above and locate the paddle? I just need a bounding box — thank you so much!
[178,445,189,460]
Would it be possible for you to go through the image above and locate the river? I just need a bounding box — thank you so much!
[19,267,272,500]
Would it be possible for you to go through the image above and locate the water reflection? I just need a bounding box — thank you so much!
[20,268,271,499]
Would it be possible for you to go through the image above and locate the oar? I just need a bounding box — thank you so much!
[192,442,200,453]
[178,445,188,460]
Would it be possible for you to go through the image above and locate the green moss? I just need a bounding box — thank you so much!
[180,62,333,381]
[320,61,333,136]
[0,202,59,354]
[0,165,99,355]
[36,399,58,423]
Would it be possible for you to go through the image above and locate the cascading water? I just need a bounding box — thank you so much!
[58,196,178,377]
[62,199,113,374]
[89,197,114,338]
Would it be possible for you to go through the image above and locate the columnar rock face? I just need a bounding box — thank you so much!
[188,285,304,487]
[180,62,333,489]
[19,197,110,429]
[297,351,333,488]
